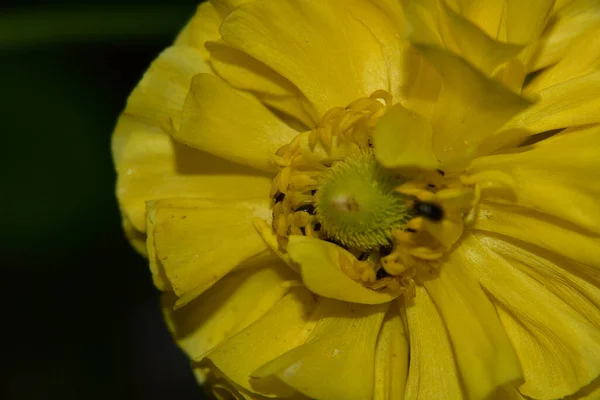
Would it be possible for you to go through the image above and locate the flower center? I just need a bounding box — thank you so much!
[315,152,412,250]
[266,91,478,298]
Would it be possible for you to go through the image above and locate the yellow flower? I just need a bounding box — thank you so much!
[112,0,600,399]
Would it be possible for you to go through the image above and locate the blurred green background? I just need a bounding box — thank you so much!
[2,1,207,398]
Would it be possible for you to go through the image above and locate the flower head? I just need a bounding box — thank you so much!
[113,0,600,399]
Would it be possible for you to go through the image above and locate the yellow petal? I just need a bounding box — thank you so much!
[122,213,147,256]
[507,72,600,133]
[205,40,318,129]
[148,198,270,305]
[404,286,464,400]
[124,46,209,132]
[114,116,271,233]
[174,2,222,58]
[425,248,523,400]
[474,202,600,281]
[488,386,527,400]
[399,46,443,119]
[460,233,600,399]
[163,261,296,361]
[113,115,271,233]
[567,377,600,400]
[472,125,600,234]
[146,207,170,291]
[206,289,318,397]
[452,0,554,46]
[416,45,532,163]
[373,304,409,400]
[219,0,403,115]
[526,25,600,93]
[209,0,253,18]
[529,0,600,71]
[255,298,388,400]
[287,236,400,304]
[407,0,524,76]
[176,73,299,172]
[373,103,439,170]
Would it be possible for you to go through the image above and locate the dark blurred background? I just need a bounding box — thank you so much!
[1,1,207,398]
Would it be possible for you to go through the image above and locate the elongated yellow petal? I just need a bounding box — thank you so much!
[416,45,532,163]
[472,125,600,234]
[204,289,317,398]
[483,234,600,333]
[205,41,317,128]
[114,116,270,233]
[209,0,253,17]
[373,304,409,400]
[404,286,464,400]
[407,0,524,76]
[508,72,600,133]
[460,233,600,399]
[400,46,443,119]
[373,103,439,170]
[530,0,600,71]
[452,0,554,47]
[176,73,298,172]
[287,236,400,304]
[219,0,403,115]
[425,257,522,400]
[526,25,600,93]
[124,46,209,133]
[163,262,296,361]
[148,198,270,305]
[255,298,388,400]
[174,2,222,57]
[474,202,600,281]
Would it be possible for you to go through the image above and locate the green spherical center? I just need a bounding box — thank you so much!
[315,153,411,250]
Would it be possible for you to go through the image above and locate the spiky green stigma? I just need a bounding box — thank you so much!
[315,153,412,250]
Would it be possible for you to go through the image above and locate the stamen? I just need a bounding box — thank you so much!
[264,90,480,300]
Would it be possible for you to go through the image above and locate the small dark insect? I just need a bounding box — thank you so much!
[295,203,316,215]
[414,201,444,221]
[274,191,285,203]
[376,268,390,280]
